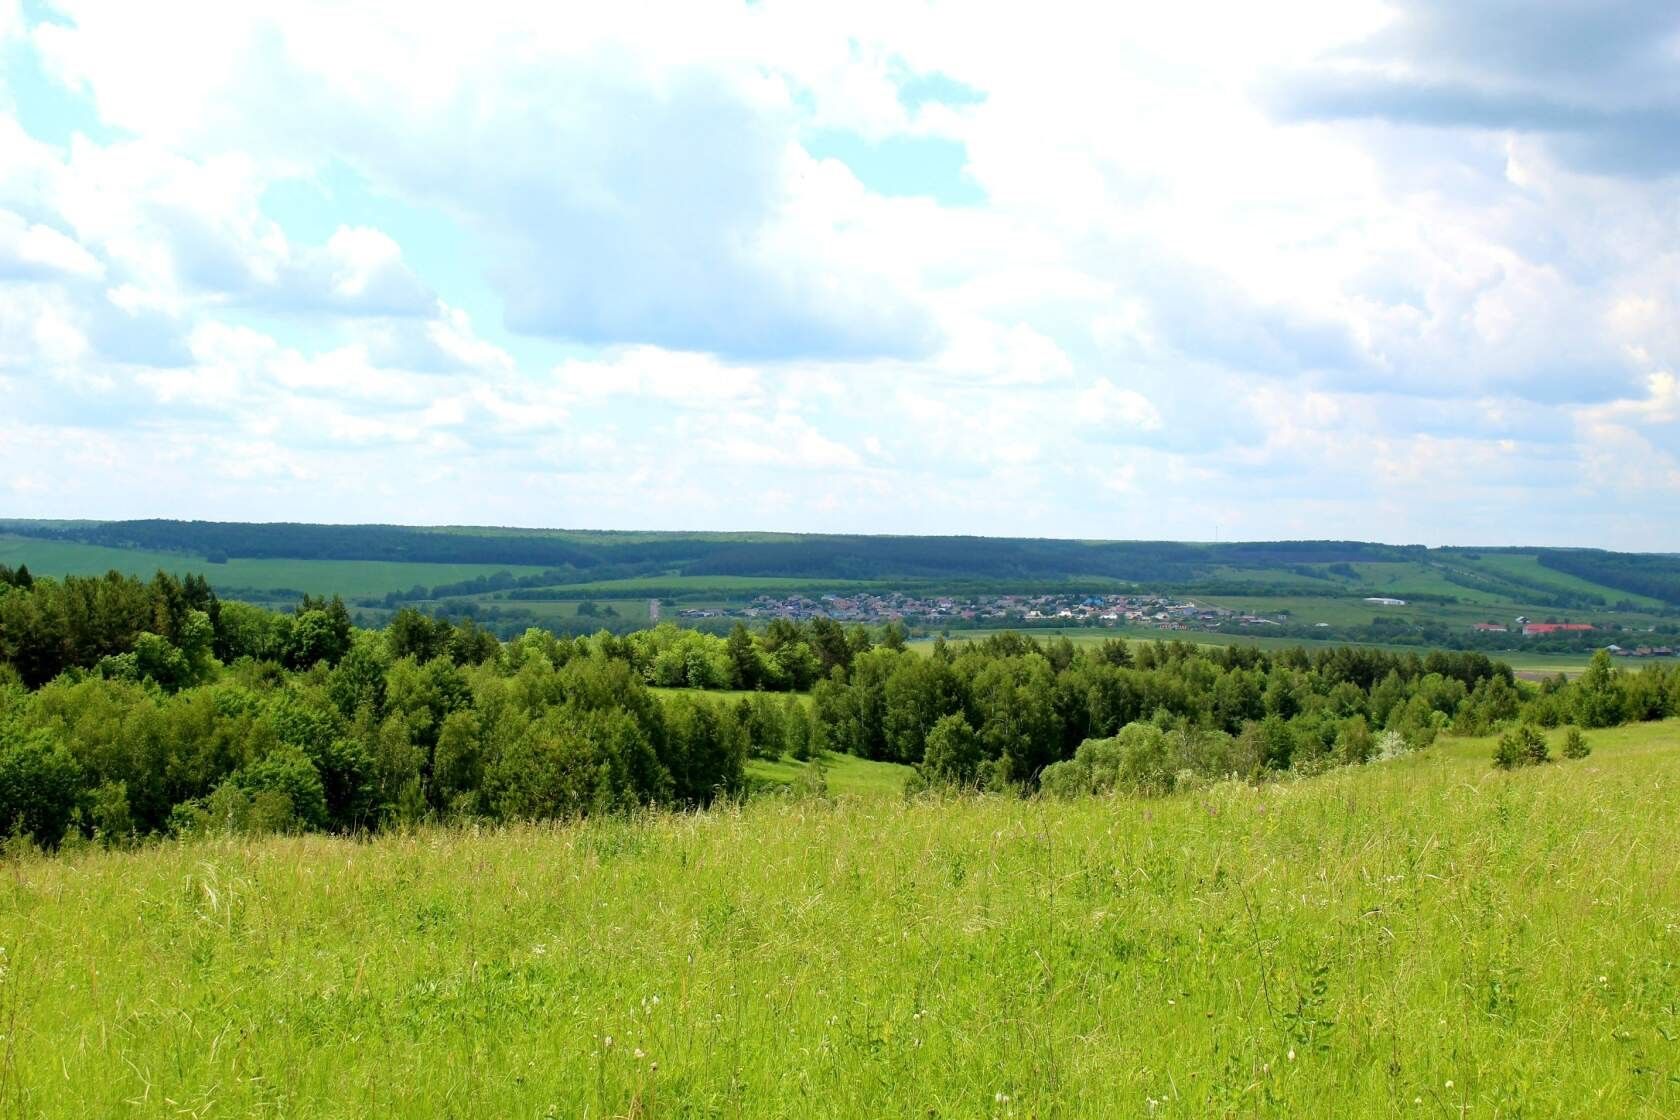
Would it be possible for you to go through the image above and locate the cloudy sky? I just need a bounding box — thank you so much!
[3,1,1679,548]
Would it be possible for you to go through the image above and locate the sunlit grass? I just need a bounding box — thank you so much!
[745,751,913,797]
[4,722,1680,1116]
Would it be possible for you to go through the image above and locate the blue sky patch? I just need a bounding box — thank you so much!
[804,129,984,206]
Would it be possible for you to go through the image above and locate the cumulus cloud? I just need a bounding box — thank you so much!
[1271,0,1680,176]
[3,1,1678,543]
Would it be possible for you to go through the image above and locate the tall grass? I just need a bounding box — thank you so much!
[4,722,1680,1117]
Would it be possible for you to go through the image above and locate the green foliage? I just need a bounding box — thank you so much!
[1574,650,1628,728]
[2,565,1677,846]
[1493,724,1550,769]
[919,713,981,788]
[0,730,84,845]
[1562,725,1591,759]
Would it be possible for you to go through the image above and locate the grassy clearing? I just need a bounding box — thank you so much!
[745,752,914,797]
[506,575,881,595]
[650,687,814,708]
[5,721,1680,1116]
[1463,553,1670,612]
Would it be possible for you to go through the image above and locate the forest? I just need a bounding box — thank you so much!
[2,565,1677,849]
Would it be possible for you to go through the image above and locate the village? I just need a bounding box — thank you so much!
[667,592,1680,656]
[677,591,1291,632]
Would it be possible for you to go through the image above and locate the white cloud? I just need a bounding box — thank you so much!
[1076,379,1162,432]
[554,348,764,406]
[3,1,1679,542]
[0,209,102,279]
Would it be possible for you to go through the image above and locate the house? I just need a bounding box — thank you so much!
[1473,623,1508,633]
[1521,623,1595,636]
[1363,596,1407,606]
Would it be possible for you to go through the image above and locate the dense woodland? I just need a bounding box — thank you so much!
[2,566,1677,849]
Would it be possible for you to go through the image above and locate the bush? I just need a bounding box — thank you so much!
[1562,726,1591,760]
[1494,724,1550,770]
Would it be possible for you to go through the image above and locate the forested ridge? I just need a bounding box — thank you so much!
[0,520,1440,582]
[3,564,1677,850]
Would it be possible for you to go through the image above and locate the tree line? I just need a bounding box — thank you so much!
[2,569,1677,849]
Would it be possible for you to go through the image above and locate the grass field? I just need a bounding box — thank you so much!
[496,575,884,596]
[651,687,814,708]
[1462,553,1670,612]
[5,721,1680,1116]
[745,751,914,797]
[0,534,548,601]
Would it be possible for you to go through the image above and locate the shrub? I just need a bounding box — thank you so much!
[1562,726,1591,760]
[1494,724,1550,770]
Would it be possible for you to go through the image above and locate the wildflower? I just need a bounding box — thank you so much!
[603,1036,613,1050]
[1445,1080,1453,1089]
[1287,1048,1296,1062]
[634,1048,645,1059]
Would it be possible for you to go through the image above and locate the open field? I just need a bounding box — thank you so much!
[745,751,913,797]
[5,720,1680,1116]
[0,534,548,601]
[651,687,815,709]
[1460,552,1671,612]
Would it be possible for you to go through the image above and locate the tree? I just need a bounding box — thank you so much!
[920,714,980,787]
[1562,726,1591,760]
[726,622,762,691]
[784,698,814,761]
[387,607,445,663]
[1573,650,1626,729]
[0,731,84,846]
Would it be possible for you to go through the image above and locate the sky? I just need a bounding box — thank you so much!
[2,0,1679,549]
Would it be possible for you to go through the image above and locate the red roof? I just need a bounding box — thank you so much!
[1522,623,1595,635]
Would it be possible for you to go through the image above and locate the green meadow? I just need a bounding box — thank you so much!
[5,721,1680,1117]
[0,534,547,602]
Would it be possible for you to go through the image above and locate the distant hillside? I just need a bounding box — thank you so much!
[1,520,1676,616]
[0,519,1436,584]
